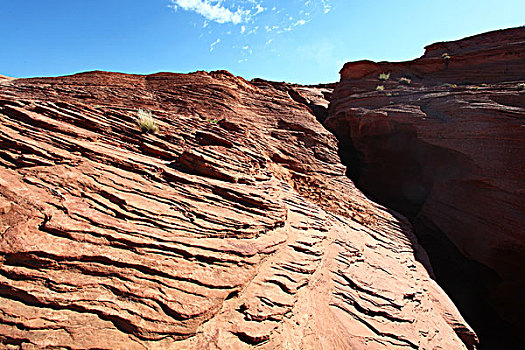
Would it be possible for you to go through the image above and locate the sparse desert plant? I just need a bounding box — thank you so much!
[441,53,451,61]
[399,77,411,85]
[206,118,218,124]
[136,109,158,134]
[517,83,525,91]
[378,72,390,81]
[441,83,457,88]
[376,85,385,91]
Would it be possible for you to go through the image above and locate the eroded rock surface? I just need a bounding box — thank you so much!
[0,75,15,82]
[326,27,524,347]
[0,70,477,348]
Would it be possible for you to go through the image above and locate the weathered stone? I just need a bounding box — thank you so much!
[326,26,525,347]
[0,68,476,349]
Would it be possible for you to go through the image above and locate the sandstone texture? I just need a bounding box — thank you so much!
[0,69,476,349]
[0,75,15,82]
[326,27,524,346]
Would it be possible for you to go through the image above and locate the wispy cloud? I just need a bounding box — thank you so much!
[170,1,330,28]
[210,38,221,51]
[170,0,258,25]
[322,0,332,14]
[170,1,333,56]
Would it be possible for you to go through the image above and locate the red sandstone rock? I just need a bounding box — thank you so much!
[0,75,15,82]
[340,27,525,84]
[0,69,477,348]
[326,27,525,346]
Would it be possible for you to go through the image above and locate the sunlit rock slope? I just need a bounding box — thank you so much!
[0,70,476,349]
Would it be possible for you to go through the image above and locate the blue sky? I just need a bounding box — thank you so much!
[1,0,523,84]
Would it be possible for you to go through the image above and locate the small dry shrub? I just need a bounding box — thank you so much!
[378,72,390,81]
[136,109,158,134]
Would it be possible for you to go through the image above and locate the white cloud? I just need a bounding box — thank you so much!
[241,45,253,54]
[170,1,333,58]
[171,1,331,30]
[322,0,331,13]
[254,4,265,15]
[294,19,307,26]
[210,38,221,51]
[171,0,254,25]
[265,25,279,32]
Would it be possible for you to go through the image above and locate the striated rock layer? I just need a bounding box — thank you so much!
[325,27,525,347]
[0,70,476,348]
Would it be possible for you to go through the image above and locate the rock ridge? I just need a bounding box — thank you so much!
[0,68,476,349]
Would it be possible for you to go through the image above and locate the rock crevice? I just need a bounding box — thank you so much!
[325,26,525,349]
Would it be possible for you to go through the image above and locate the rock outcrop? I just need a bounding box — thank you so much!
[0,75,15,82]
[326,27,525,347]
[0,70,476,348]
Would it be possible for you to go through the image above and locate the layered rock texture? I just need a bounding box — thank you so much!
[0,68,478,349]
[325,27,525,347]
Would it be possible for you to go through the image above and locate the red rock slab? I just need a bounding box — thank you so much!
[0,69,475,349]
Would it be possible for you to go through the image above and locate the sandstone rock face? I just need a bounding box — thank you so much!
[340,27,525,84]
[0,75,15,82]
[326,27,525,347]
[250,79,335,123]
[0,70,476,348]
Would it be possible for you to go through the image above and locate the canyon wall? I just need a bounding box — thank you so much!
[325,27,525,347]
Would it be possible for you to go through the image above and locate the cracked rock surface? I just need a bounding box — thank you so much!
[0,70,475,349]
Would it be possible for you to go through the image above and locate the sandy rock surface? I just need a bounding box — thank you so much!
[0,69,476,349]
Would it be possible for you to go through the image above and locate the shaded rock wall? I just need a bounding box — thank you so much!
[0,70,476,348]
[326,27,525,348]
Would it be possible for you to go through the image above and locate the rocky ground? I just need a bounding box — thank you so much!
[0,67,477,349]
[0,27,523,349]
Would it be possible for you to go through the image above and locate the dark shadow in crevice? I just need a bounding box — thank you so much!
[330,125,525,349]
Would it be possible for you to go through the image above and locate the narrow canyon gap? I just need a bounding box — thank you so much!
[325,27,525,348]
